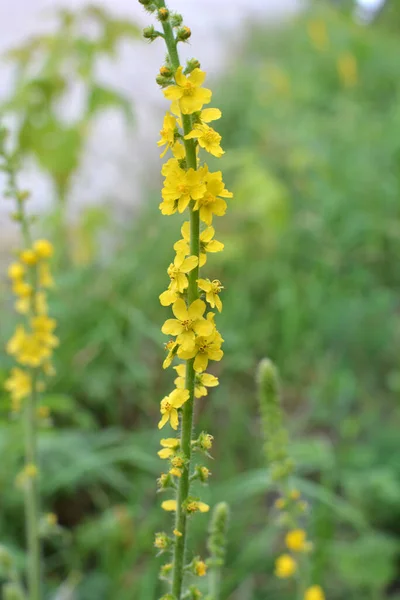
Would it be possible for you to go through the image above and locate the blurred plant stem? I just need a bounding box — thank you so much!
[24,375,41,600]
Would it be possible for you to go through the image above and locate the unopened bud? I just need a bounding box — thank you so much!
[160,65,173,78]
[176,26,191,42]
[158,7,170,21]
[143,25,161,41]
[185,58,201,74]
[170,13,183,28]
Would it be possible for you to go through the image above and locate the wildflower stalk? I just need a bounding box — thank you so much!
[158,7,201,597]
[1,127,58,600]
[257,359,326,600]
[141,2,229,597]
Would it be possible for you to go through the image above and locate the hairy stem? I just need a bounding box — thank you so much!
[159,5,199,598]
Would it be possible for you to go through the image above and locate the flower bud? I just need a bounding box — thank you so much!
[156,75,172,88]
[143,25,161,42]
[176,26,191,42]
[157,7,170,21]
[160,65,173,78]
[170,13,183,28]
[185,58,201,74]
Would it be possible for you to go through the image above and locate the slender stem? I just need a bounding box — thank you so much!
[159,7,200,598]
[24,373,41,600]
[10,166,42,600]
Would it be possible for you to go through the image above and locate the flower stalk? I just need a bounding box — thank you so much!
[139,2,230,598]
[257,359,326,600]
[1,126,58,600]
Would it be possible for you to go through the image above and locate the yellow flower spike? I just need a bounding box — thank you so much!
[197,278,223,312]
[161,499,177,512]
[275,554,297,578]
[185,123,224,157]
[8,262,25,280]
[161,298,214,351]
[158,388,190,430]
[20,249,38,265]
[285,529,307,552]
[33,239,54,259]
[164,66,212,114]
[161,166,207,215]
[304,585,326,600]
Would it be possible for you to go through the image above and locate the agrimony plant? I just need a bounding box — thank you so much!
[258,358,326,600]
[1,127,58,600]
[138,2,231,598]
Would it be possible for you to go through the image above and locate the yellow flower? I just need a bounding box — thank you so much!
[174,221,224,267]
[194,560,207,576]
[12,281,33,298]
[46,513,57,526]
[16,291,48,316]
[20,249,38,265]
[154,532,169,550]
[31,315,58,345]
[8,262,25,280]
[186,500,209,514]
[307,19,329,52]
[161,167,206,215]
[24,463,38,478]
[275,554,297,578]
[285,529,307,552]
[157,111,177,157]
[38,263,54,288]
[7,325,28,356]
[290,489,301,500]
[174,363,218,398]
[169,455,185,477]
[337,52,358,88]
[164,66,212,114]
[163,339,179,369]
[178,329,223,373]
[304,586,325,600]
[161,499,177,511]
[4,368,32,402]
[33,239,54,259]
[158,388,190,430]
[158,438,180,459]
[194,170,233,225]
[173,529,182,537]
[198,278,223,312]
[275,497,286,510]
[161,298,214,351]
[167,253,198,293]
[185,123,224,157]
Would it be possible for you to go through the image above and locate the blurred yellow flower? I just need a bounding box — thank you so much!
[275,554,297,578]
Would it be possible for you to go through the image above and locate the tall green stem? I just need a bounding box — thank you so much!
[159,7,200,598]
[24,374,41,600]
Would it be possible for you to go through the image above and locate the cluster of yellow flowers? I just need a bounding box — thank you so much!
[274,489,325,600]
[156,68,229,457]
[5,239,57,416]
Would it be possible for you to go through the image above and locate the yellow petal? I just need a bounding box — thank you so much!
[200,373,219,387]
[188,299,206,320]
[164,85,183,100]
[197,502,210,513]
[197,278,212,292]
[170,408,179,430]
[161,499,177,511]
[158,448,173,459]
[194,353,208,373]
[180,255,198,274]
[170,388,189,409]
[201,108,221,122]
[174,364,186,377]
[200,227,215,243]
[172,298,189,321]
[193,319,214,337]
[158,413,170,429]
[160,438,180,448]
[188,68,206,87]
[175,66,186,87]
[161,319,183,336]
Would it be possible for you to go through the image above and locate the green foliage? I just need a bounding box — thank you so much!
[2,5,138,197]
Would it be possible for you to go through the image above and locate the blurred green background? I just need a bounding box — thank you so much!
[1,1,400,599]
